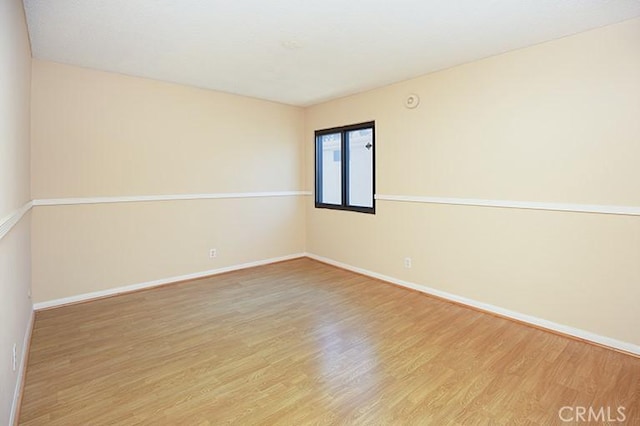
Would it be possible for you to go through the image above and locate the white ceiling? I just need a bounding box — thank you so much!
[24,0,640,106]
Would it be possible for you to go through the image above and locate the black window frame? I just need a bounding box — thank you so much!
[314,121,375,214]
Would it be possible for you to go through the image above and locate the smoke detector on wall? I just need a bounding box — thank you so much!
[404,94,420,109]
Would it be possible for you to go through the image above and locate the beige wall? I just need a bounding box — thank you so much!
[305,18,640,346]
[0,0,33,423]
[31,60,306,303]
[28,18,640,352]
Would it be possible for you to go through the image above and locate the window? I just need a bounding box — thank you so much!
[315,121,375,214]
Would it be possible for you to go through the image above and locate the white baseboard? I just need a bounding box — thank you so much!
[305,253,640,357]
[33,253,305,310]
[10,308,34,426]
[31,251,640,356]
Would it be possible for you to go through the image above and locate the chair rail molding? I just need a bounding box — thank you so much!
[0,201,33,241]
[375,194,640,216]
[33,191,313,206]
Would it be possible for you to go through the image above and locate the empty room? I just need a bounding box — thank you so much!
[2,0,640,424]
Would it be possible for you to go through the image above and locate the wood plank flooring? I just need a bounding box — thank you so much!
[19,258,640,425]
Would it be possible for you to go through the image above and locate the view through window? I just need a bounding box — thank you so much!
[315,121,375,214]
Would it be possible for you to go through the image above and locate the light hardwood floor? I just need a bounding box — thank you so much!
[19,258,640,425]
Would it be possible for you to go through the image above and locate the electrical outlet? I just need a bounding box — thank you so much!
[12,343,17,372]
[27,289,31,299]
[404,257,412,268]
[209,248,217,259]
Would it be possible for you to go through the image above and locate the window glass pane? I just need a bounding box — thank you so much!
[319,133,342,205]
[347,128,373,208]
